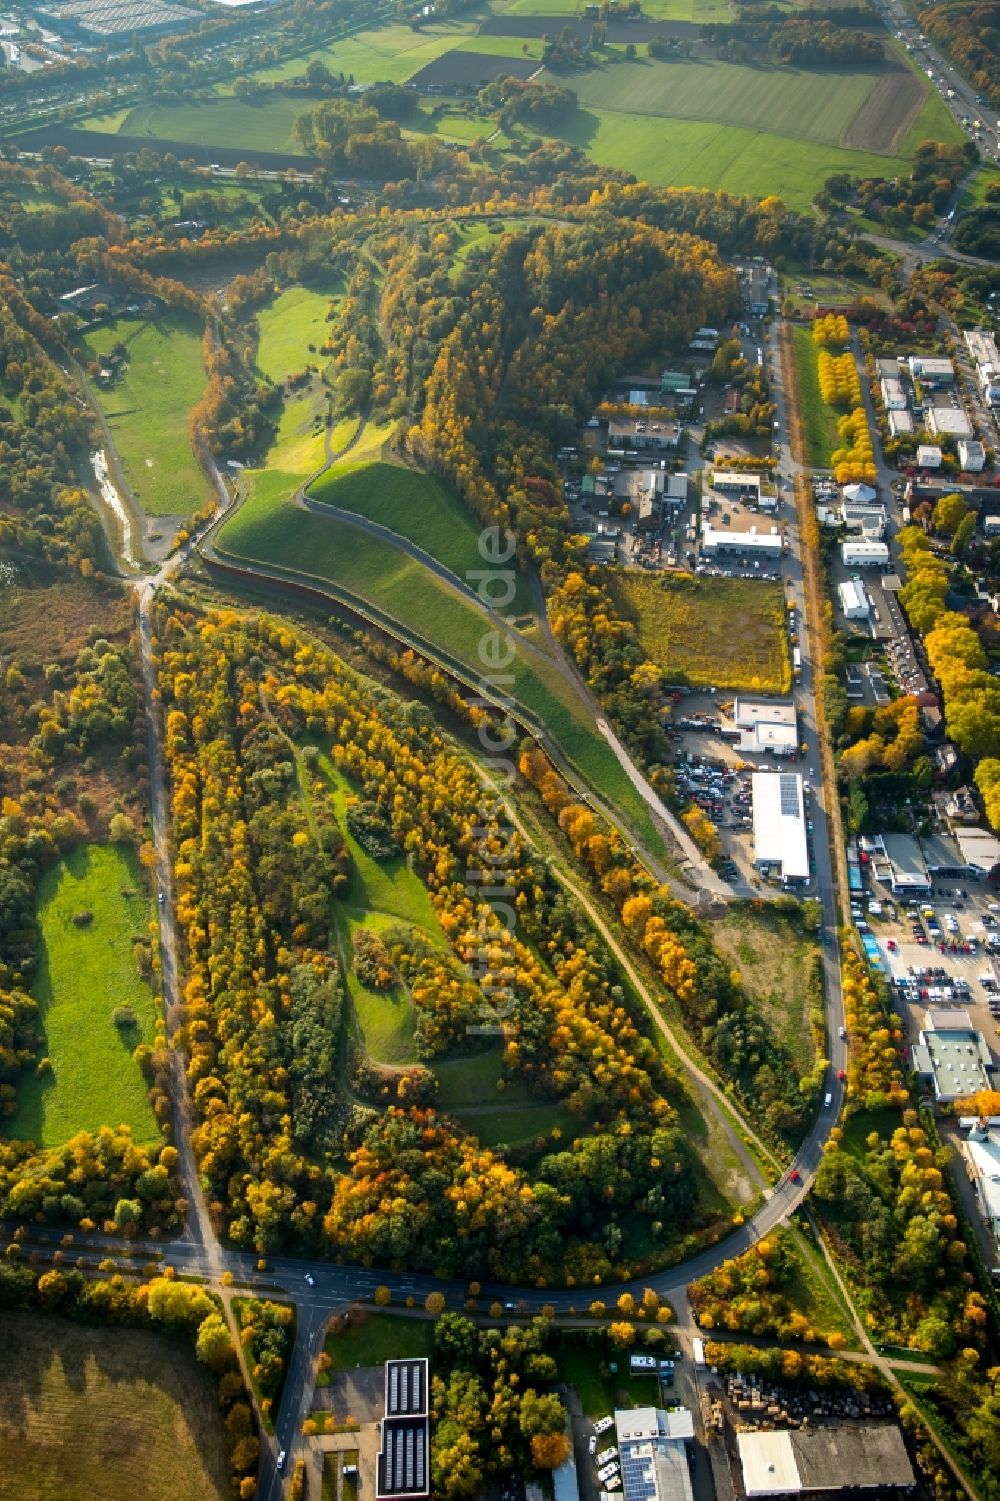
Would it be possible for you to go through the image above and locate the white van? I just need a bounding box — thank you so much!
[824,1092,833,1108]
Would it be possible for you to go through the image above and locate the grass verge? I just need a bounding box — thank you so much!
[790,324,841,467]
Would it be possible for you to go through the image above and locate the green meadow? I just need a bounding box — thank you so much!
[80,313,208,517]
[2,845,159,1149]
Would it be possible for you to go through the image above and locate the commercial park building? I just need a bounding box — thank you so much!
[751,772,810,883]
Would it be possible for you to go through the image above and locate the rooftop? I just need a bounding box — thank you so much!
[927,406,973,436]
[752,772,809,881]
[738,1424,915,1496]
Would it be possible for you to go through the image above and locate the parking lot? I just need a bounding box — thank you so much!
[670,694,819,896]
[850,876,1000,1056]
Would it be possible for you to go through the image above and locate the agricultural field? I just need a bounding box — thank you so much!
[306,459,534,613]
[712,904,820,1074]
[217,476,664,849]
[0,1311,231,1501]
[78,313,208,518]
[256,283,342,384]
[244,18,480,88]
[609,571,790,694]
[0,844,159,1149]
[790,324,841,468]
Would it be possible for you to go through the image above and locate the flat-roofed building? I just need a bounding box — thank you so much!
[880,375,908,411]
[917,444,943,469]
[841,541,889,568]
[888,409,914,438]
[737,1425,915,1497]
[875,832,931,896]
[608,417,679,453]
[378,1359,429,1499]
[728,698,798,756]
[702,520,782,556]
[965,330,1000,407]
[954,827,1000,879]
[927,406,973,438]
[909,355,955,385]
[962,1123,1000,1246]
[616,1407,694,1501]
[839,578,870,619]
[911,1008,995,1104]
[751,772,809,882]
[959,439,986,472]
[712,470,761,497]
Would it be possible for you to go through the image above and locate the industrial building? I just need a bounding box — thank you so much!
[377,1359,429,1500]
[911,1009,995,1104]
[916,443,942,469]
[841,495,886,538]
[908,354,955,385]
[701,520,783,557]
[841,541,889,568]
[959,439,986,472]
[737,1425,915,1497]
[608,418,679,453]
[965,330,1000,407]
[961,1122,1000,1247]
[725,698,798,756]
[865,833,931,897]
[712,470,761,498]
[954,827,1000,879]
[751,772,810,883]
[838,578,870,620]
[927,406,973,438]
[33,0,199,38]
[615,1407,694,1501]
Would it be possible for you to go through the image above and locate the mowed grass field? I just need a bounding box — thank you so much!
[790,324,841,468]
[0,1312,231,1501]
[610,571,790,694]
[1,844,159,1149]
[306,459,533,614]
[120,95,307,154]
[218,472,664,849]
[80,313,208,517]
[256,283,341,383]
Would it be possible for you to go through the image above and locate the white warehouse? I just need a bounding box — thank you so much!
[752,772,810,883]
[839,579,870,620]
[841,541,889,568]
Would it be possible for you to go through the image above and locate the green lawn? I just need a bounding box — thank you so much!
[324,1313,433,1369]
[79,313,208,517]
[218,475,664,850]
[556,1344,661,1420]
[453,1102,579,1147]
[265,390,328,479]
[791,323,841,468]
[1,844,159,1149]
[256,284,341,384]
[342,911,420,1065]
[306,460,533,613]
[433,1047,531,1109]
[319,755,443,930]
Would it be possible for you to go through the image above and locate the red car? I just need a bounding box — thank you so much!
[837,1069,846,1081]
[789,1168,801,1184]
